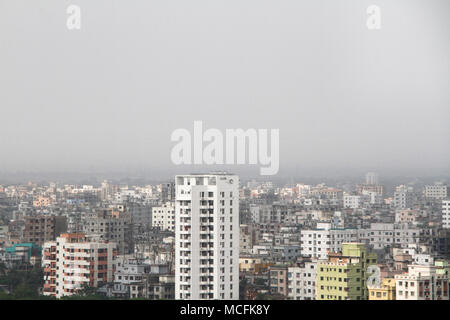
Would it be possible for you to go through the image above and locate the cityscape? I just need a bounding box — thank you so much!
[0,172,449,300]
[1,1,449,314]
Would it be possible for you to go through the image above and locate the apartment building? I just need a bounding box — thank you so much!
[368,278,396,300]
[311,187,343,201]
[395,209,419,225]
[300,223,358,260]
[249,204,272,224]
[395,264,449,300]
[316,243,377,300]
[424,183,447,200]
[160,182,175,202]
[393,187,414,209]
[111,256,173,299]
[152,202,175,232]
[126,202,153,228]
[239,224,255,254]
[33,196,52,207]
[42,233,117,298]
[269,265,288,297]
[343,195,363,209]
[113,256,151,297]
[239,256,272,274]
[23,215,67,246]
[175,173,239,300]
[287,260,317,300]
[357,184,383,196]
[442,200,450,229]
[145,274,175,300]
[358,223,421,250]
[83,208,133,255]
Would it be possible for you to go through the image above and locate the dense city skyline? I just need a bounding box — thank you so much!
[1,171,449,302]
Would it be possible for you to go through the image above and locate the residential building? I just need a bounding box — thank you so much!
[393,186,414,209]
[287,260,317,300]
[152,202,175,232]
[443,200,450,229]
[424,183,447,200]
[300,223,358,259]
[175,173,239,300]
[368,278,396,300]
[83,208,133,255]
[42,233,117,298]
[23,215,67,246]
[316,243,377,300]
[269,265,288,297]
[395,264,449,300]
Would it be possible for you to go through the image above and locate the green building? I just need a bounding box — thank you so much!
[5,243,41,262]
[317,243,377,300]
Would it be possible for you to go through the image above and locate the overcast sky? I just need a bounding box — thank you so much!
[0,0,449,179]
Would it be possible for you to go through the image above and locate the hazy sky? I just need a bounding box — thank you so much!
[0,0,449,178]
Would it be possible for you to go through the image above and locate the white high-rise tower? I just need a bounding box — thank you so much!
[175,173,239,300]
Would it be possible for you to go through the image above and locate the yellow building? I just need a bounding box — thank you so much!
[316,243,377,300]
[369,278,396,300]
[239,256,272,274]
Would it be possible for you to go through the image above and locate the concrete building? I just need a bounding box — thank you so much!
[23,215,67,246]
[442,200,450,229]
[269,265,288,297]
[395,209,419,225]
[395,264,449,300]
[300,223,358,259]
[33,196,52,207]
[161,182,175,203]
[42,233,117,298]
[287,260,317,300]
[344,195,364,209]
[357,184,383,197]
[126,202,153,228]
[316,243,377,300]
[152,202,175,232]
[111,256,173,299]
[368,278,396,300]
[145,274,175,300]
[358,223,421,250]
[393,186,414,209]
[249,204,272,224]
[239,224,254,254]
[239,256,272,274]
[175,173,239,300]
[424,183,447,200]
[83,208,133,255]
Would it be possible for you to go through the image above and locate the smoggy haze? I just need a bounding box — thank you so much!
[0,0,449,177]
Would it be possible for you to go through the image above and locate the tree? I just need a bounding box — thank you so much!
[0,263,43,299]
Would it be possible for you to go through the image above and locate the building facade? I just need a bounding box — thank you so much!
[316,243,377,300]
[175,173,239,300]
[152,202,175,232]
[23,215,67,246]
[42,233,117,298]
